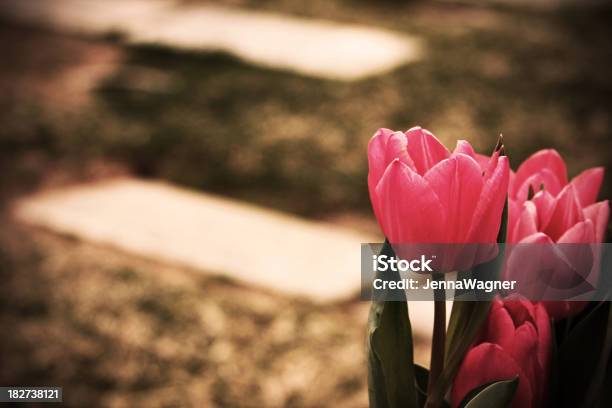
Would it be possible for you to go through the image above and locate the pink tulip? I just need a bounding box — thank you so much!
[368,127,509,245]
[507,149,609,319]
[452,299,551,408]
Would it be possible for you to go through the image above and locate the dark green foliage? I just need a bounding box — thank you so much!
[367,241,418,408]
[458,378,519,408]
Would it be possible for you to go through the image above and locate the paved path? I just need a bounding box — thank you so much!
[0,0,422,81]
[14,178,370,301]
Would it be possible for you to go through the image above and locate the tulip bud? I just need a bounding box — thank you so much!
[452,299,551,408]
[367,127,509,246]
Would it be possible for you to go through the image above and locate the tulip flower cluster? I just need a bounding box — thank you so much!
[366,126,610,408]
[508,149,609,319]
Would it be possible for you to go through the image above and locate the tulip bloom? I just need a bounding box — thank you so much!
[452,299,551,408]
[368,127,509,245]
[507,149,609,318]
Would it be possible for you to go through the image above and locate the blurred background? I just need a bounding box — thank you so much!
[0,0,611,406]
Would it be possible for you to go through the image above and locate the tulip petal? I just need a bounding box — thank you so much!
[511,201,539,243]
[474,298,505,344]
[368,129,415,222]
[453,140,477,159]
[557,219,595,244]
[509,170,516,198]
[515,168,563,202]
[544,184,584,242]
[424,154,483,242]
[530,304,552,406]
[548,220,595,290]
[451,343,533,408]
[531,190,555,232]
[467,156,509,243]
[375,159,445,243]
[503,242,554,294]
[503,298,536,326]
[476,153,492,173]
[533,303,551,378]
[583,200,610,243]
[571,167,604,207]
[518,232,555,245]
[368,128,395,185]
[484,305,516,352]
[453,140,493,177]
[405,126,450,175]
[513,149,568,197]
[368,128,414,189]
[510,322,540,405]
[483,150,501,180]
[508,198,521,242]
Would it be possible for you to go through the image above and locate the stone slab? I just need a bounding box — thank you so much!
[14,178,372,301]
[0,0,422,81]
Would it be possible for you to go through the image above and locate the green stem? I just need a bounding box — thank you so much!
[427,273,446,407]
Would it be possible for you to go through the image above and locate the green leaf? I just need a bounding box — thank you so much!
[591,307,612,408]
[551,249,612,408]
[587,243,612,408]
[414,364,429,408]
[555,301,611,408]
[549,318,559,407]
[367,240,418,408]
[426,199,508,407]
[599,359,612,408]
[434,301,492,400]
[458,377,519,408]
